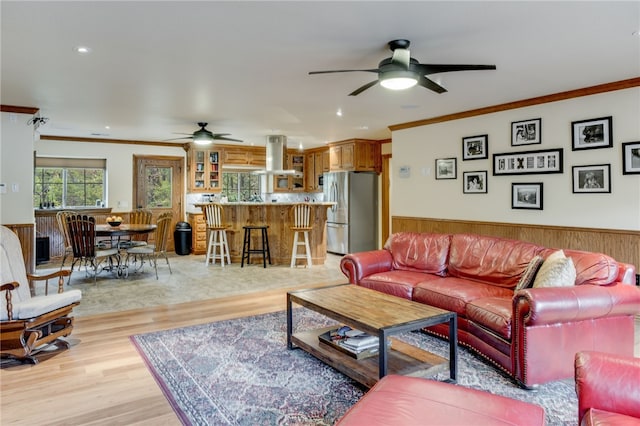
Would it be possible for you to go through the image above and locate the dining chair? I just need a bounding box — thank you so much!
[66,214,120,284]
[55,210,76,270]
[289,203,313,267]
[125,212,173,279]
[203,203,231,267]
[118,209,153,249]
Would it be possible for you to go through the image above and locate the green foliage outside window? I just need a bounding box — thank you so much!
[145,167,172,208]
[222,172,261,202]
[34,167,105,208]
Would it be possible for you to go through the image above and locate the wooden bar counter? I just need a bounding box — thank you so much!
[189,202,334,265]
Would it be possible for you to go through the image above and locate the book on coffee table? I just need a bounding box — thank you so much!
[318,329,388,360]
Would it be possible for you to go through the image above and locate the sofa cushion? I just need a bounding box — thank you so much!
[467,297,513,340]
[581,409,640,426]
[413,278,513,316]
[533,250,576,288]
[361,271,442,300]
[514,255,544,292]
[384,232,451,276]
[448,234,544,288]
[562,249,619,286]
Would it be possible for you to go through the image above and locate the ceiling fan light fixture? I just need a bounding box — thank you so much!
[380,71,419,90]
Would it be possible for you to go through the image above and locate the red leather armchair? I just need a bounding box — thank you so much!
[575,351,640,425]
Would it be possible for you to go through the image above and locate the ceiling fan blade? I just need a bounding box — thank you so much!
[211,133,231,137]
[416,64,497,75]
[418,76,448,94]
[391,48,411,69]
[309,69,379,75]
[214,136,243,142]
[164,136,193,141]
[348,80,379,96]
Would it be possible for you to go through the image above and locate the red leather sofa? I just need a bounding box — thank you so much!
[335,374,545,426]
[575,351,640,425]
[340,232,639,388]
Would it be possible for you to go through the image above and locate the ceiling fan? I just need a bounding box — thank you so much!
[309,39,496,96]
[166,122,243,145]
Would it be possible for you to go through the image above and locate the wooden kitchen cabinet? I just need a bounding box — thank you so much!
[305,148,328,192]
[222,146,266,167]
[188,148,221,192]
[187,213,207,254]
[329,139,380,173]
[273,152,305,192]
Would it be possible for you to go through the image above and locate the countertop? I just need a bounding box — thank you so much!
[187,201,334,214]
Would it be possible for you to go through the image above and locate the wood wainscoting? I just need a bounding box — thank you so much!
[4,223,35,274]
[392,216,640,268]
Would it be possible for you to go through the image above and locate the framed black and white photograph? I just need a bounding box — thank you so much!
[463,171,488,194]
[512,183,543,210]
[511,118,541,146]
[571,116,612,151]
[572,164,611,193]
[435,158,457,180]
[493,148,563,176]
[622,141,640,175]
[462,134,488,160]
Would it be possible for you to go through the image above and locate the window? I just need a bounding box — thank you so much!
[34,157,106,208]
[221,172,261,202]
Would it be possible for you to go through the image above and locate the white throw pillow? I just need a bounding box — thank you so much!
[532,250,577,288]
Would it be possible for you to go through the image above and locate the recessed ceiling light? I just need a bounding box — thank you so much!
[74,46,92,55]
[336,109,343,117]
[105,125,110,130]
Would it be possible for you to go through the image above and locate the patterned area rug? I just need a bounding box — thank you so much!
[131,310,577,426]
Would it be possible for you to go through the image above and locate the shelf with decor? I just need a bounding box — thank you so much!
[189,148,222,193]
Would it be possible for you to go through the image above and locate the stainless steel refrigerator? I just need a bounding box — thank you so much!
[324,171,378,255]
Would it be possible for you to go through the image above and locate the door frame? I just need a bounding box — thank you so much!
[132,155,185,251]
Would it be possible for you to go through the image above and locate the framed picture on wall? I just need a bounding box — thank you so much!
[463,171,487,194]
[572,164,611,193]
[571,116,613,151]
[622,141,640,175]
[512,183,543,210]
[511,118,541,146]
[435,158,457,180]
[493,148,563,175]
[462,135,488,160]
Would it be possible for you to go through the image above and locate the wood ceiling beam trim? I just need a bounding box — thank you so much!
[39,135,190,150]
[388,77,640,131]
[1,105,39,114]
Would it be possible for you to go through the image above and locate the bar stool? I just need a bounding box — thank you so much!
[203,203,231,267]
[241,225,271,268]
[290,203,313,267]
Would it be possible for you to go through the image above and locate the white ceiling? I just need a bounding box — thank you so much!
[2,1,639,149]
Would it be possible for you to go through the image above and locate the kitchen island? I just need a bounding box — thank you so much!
[188,202,334,265]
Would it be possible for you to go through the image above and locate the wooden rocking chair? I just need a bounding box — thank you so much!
[1,226,82,364]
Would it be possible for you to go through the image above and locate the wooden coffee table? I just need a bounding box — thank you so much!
[287,283,457,388]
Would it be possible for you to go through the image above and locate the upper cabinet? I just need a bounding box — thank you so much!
[221,146,266,167]
[188,148,221,193]
[305,147,329,193]
[329,139,380,173]
[273,152,306,192]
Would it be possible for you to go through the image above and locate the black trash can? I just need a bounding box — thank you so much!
[174,221,192,255]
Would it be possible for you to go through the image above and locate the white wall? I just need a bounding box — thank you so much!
[391,88,640,231]
[34,139,186,215]
[0,111,36,225]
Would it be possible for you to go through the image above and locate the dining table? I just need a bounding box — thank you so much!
[95,223,157,278]
[95,223,157,237]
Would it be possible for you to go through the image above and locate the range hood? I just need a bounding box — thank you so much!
[254,135,300,176]
[254,135,302,193]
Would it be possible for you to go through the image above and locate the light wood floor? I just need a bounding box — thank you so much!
[2,287,639,425]
[0,282,334,426]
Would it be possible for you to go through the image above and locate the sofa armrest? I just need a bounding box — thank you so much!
[340,250,393,284]
[514,282,640,326]
[575,351,640,422]
[616,262,637,285]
